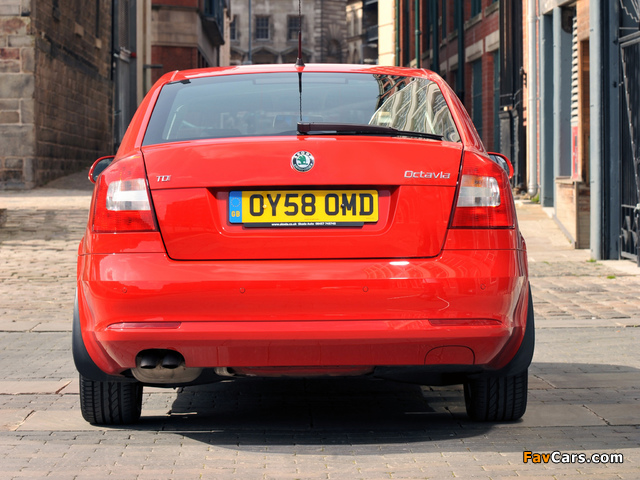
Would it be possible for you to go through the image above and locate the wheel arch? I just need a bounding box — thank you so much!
[471,283,535,379]
[72,290,137,383]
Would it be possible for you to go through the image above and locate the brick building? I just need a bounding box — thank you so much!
[1,0,113,189]
[150,0,229,85]
[377,0,526,188]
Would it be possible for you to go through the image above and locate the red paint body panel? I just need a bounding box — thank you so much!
[77,64,531,383]
[144,137,461,260]
[77,249,528,375]
[152,186,455,260]
[83,232,166,254]
[142,137,461,190]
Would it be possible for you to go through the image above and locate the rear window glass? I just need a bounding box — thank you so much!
[142,72,460,146]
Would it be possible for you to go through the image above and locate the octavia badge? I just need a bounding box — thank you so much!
[291,151,315,172]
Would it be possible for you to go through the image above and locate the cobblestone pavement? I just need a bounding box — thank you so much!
[0,171,639,479]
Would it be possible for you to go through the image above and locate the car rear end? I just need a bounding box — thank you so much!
[75,65,532,424]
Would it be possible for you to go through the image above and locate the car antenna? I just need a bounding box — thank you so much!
[295,0,304,67]
[297,73,303,124]
[296,0,304,125]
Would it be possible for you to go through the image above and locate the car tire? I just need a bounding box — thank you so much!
[463,368,528,421]
[79,374,143,425]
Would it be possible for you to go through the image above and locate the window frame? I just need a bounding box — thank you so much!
[255,15,270,40]
[471,0,482,18]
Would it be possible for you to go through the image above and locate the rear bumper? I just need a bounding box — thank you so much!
[77,250,529,377]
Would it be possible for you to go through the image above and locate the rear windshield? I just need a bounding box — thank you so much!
[142,72,460,146]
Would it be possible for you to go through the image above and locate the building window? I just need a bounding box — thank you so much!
[255,16,270,40]
[230,15,238,40]
[288,16,301,41]
[472,59,483,139]
[471,0,482,17]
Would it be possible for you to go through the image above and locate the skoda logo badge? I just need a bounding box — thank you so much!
[291,151,314,172]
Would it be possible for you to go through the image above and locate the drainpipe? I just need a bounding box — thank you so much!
[431,0,439,73]
[395,0,401,66]
[527,0,538,197]
[589,0,603,259]
[247,0,252,63]
[456,0,464,100]
[415,0,420,68]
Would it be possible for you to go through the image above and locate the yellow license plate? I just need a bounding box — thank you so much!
[229,190,378,227]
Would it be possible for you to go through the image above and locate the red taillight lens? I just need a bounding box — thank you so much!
[451,152,516,228]
[92,154,157,233]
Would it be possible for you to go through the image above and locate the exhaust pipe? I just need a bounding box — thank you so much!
[132,349,201,384]
[161,351,184,369]
[139,351,161,369]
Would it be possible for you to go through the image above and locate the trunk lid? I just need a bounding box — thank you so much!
[143,136,462,260]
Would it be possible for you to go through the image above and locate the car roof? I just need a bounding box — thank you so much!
[162,63,440,84]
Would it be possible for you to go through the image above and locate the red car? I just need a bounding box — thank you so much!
[74,64,534,425]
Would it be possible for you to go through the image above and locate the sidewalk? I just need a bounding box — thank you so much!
[516,198,640,276]
[0,169,92,332]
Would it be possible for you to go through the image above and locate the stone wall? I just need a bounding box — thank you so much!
[151,4,203,85]
[314,0,348,63]
[0,0,113,189]
[32,0,113,187]
[0,2,35,188]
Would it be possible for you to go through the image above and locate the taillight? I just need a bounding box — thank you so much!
[92,154,157,233]
[451,152,515,228]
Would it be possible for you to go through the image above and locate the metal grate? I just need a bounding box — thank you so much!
[620,205,639,262]
[619,0,640,264]
[570,15,579,124]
